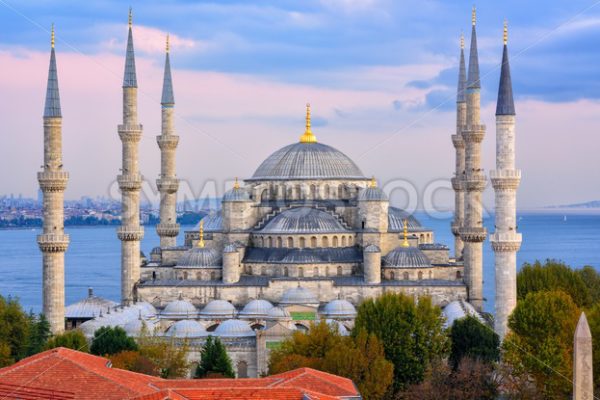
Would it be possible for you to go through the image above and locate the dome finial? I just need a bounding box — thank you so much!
[472,5,476,26]
[51,23,55,49]
[198,220,205,248]
[503,19,508,45]
[233,177,240,189]
[128,7,133,28]
[166,34,170,53]
[300,103,317,143]
[369,176,377,188]
[402,219,409,247]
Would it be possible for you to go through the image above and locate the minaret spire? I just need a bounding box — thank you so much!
[299,103,317,143]
[38,25,69,333]
[117,9,144,305]
[459,7,487,311]
[491,20,521,339]
[451,33,467,260]
[156,34,180,248]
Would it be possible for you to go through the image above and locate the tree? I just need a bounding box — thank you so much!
[517,260,591,308]
[137,334,190,379]
[0,296,31,365]
[196,336,235,378]
[576,265,600,304]
[26,313,51,356]
[45,329,89,352]
[269,321,393,400]
[503,290,579,399]
[90,326,137,356]
[110,350,158,376]
[353,293,448,392]
[449,316,499,370]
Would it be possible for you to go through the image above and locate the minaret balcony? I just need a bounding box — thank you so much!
[37,233,70,252]
[157,223,180,237]
[118,125,142,142]
[156,177,179,193]
[38,171,69,192]
[118,174,143,191]
[117,226,145,241]
[463,174,486,191]
[451,222,462,236]
[490,170,521,190]
[451,177,465,191]
[451,134,465,148]
[157,135,179,150]
[459,227,487,243]
[490,232,522,252]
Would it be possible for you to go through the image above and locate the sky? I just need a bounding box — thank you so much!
[1,0,600,210]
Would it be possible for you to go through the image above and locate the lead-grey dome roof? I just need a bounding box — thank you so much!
[388,207,422,231]
[223,187,251,202]
[65,288,118,319]
[165,319,207,338]
[358,186,388,201]
[215,319,255,337]
[279,286,319,305]
[239,299,274,319]
[323,299,357,319]
[249,142,365,181]
[260,207,350,234]
[177,247,222,268]
[383,246,431,268]
[199,300,236,319]
[160,299,198,320]
[442,300,484,328]
[267,306,292,321]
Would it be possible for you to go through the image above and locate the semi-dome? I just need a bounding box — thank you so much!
[199,300,236,319]
[248,142,365,181]
[267,306,292,321]
[442,300,484,328]
[177,246,222,268]
[383,246,431,268]
[214,319,255,337]
[279,286,319,305]
[239,299,274,319]
[363,244,380,253]
[260,207,350,234]
[165,319,207,338]
[160,298,198,320]
[388,207,422,231]
[322,299,357,319]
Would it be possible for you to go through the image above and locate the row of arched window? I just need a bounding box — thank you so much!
[255,234,354,248]
[246,265,346,277]
[385,270,462,281]
[258,183,363,202]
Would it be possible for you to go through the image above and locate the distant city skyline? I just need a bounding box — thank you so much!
[1,0,600,208]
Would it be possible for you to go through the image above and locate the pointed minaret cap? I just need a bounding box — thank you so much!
[299,103,317,143]
[123,7,138,88]
[44,24,61,118]
[575,312,592,339]
[161,34,175,105]
[496,20,515,116]
[467,6,481,90]
[457,33,467,103]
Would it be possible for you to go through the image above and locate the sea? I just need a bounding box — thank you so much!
[1,210,599,315]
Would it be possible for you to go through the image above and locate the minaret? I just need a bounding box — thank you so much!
[156,35,180,248]
[491,22,522,339]
[38,25,69,333]
[451,34,467,260]
[459,7,487,311]
[573,312,594,400]
[117,9,144,305]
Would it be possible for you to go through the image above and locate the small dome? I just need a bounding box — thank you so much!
[322,299,357,319]
[223,243,238,253]
[79,319,102,337]
[267,306,292,321]
[358,186,388,201]
[123,317,157,337]
[280,286,319,305]
[65,288,118,319]
[388,207,422,230]
[223,187,251,202]
[199,300,236,319]
[132,301,158,318]
[177,246,222,268]
[249,142,365,181]
[363,244,380,253]
[239,299,274,319]
[383,246,431,268]
[443,300,484,328]
[160,299,198,320]
[165,319,207,338]
[325,319,350,336]
[260,207,350,234]
[150,247,162,255]
[214,319,255,337]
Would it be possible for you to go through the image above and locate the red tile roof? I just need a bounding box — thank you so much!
[0,348,360,400]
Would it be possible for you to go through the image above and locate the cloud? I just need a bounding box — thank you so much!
[100,24,200,55]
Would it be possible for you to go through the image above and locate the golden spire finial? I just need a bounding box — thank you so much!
[233,177,240,190]
[402,219,409,247]
[166,34,170,53]
[128,7,133,28]
[460,32,464,49]
[51,23,55,49]
[503,19,508,45]
[369,176,377,188]
[198,220,205,248]
[472,5,476,26]
[300,103,317,143]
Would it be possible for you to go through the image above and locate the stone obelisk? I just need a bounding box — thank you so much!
[573,312,594,400]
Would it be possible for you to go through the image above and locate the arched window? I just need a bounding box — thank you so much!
[311,236,317,247]
[310,184,317,199]
[326,266,330,276]
[284,267,289,277]
[341,236,346,247]
[428,271,432,279]
[322,236,329,247]
[152,271,156,280]
[268,237,273,247]
[287,186,293,199]
[324,184,330,199]
[338,185,344,199]
[261,189,269,202]
[391,271,395,280]
[418,271,423,280]
[348,236,353,246]
[196,272,202,280]
[332,236,338,247]
[211,271,216,280]
[259,237,264,247]
[183,272,188,280]
[299,267,304,278]
[313,267,319,276]
[296,184,302,200]
[299,237,306,248]
[277,237,283,248]
[456,270,462,280]
[287,237,294,248]
[261,266,267,276]
[337,266,343,276]
[403,272,409,280]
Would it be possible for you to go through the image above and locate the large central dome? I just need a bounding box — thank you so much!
[249,142,365,181]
